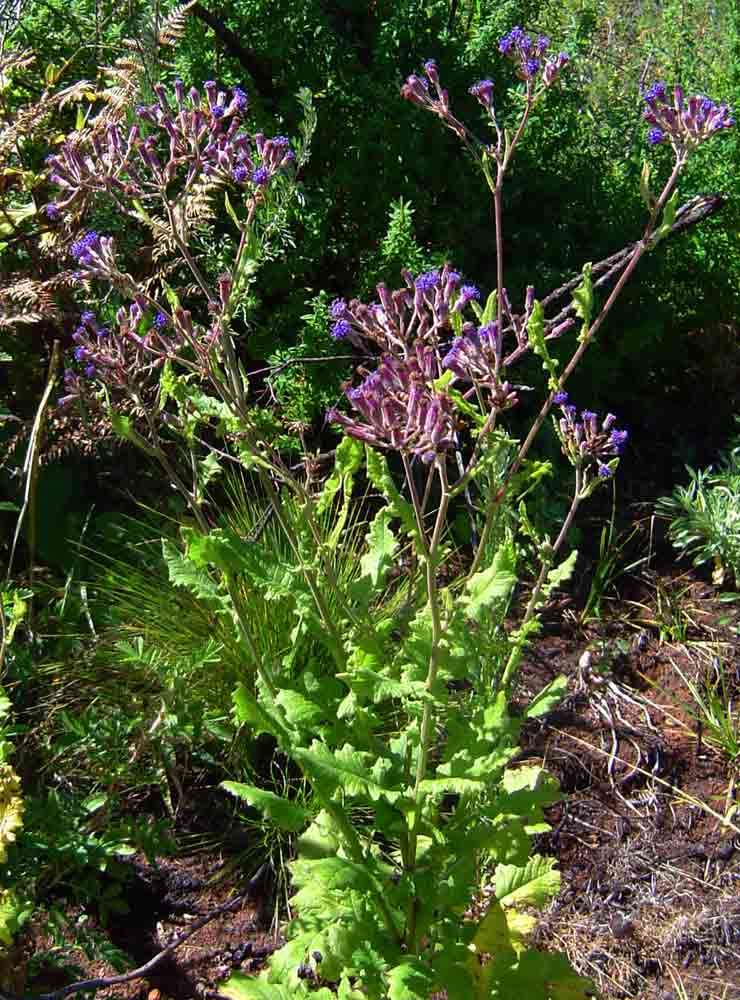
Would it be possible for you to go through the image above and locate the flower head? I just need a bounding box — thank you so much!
[469,79,495,109]
[252,165,270,186]
[331,319,352,340]
[643,81,734,148]
[415,270,441,293]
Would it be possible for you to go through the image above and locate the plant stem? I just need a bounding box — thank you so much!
[405,461,450,950]
[499,465,583,693]
[468,154,686,582]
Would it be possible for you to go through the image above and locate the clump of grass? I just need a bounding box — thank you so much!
[657,435,740,587]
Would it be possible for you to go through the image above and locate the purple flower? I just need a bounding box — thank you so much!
[644,81,667,104]
[581,410,596,421]
[44,204,60,220]
[598,464,613,478]
[478,322,498,346]
[648,127,665,145]
[330,298,348,319]
[83,364,96,379]
[70,231,99,260]
[233,164,249,183]
[211,105,224,119]
[154,312,168,329]
[331,319,352,340]
[469,79,495,108]
[252,165,270,186]
[554,390,569,404]
[610,429,628,453]
[80,311,96,325]
[415,270,440,293]
[232,86,248,110]
[524,58,540,78]
[456,284,480,307]
[73,346,87,361]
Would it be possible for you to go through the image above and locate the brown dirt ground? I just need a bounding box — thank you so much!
[11,567,740,1000]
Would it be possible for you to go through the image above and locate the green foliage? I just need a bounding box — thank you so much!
[656,434,740,585]
[672,658,740,761]
[123,441,590,996]
[266,293,351,426]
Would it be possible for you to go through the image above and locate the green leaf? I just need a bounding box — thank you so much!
[162,539,220,601]
[291,855,377,894]
[224,190,243,230]
[496,855,560,910]
[654,189,679,243]
[543,549,578,600]
[639,159,654,210]
[359,507,398,588]
[232,682,283,739]
[316,435,364,515]
[481,289,498,326]
[293,742,401,803]
[463,544,517,621]
[527,300,559,385]
[525,676,568,718]
[365,447,420,544]
[219,973,296,999]
[387,959,435,1000]
[493,949,596,999]
[184,527,271,582]
[467,900,516,999]
[221,782,312,832]
[275,689,325,728]
[109,412,156,456]
[572,263,593,341]
[296,809,341,860]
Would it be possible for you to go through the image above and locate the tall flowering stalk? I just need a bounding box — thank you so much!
[401,33,734,582]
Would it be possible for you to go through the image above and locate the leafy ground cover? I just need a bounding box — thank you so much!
[7,558,740,1000]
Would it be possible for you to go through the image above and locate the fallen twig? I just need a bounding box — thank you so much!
[0,864,270,1000]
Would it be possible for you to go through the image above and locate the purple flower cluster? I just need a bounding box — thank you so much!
[59,298,222,408]
[443,322,520,410]
[46,81,294,215]
[400,61,469,140]
[68,231,137,293]
[329,265,474,354]
[643,81,734,149]
[497,26,569,86]
[555,393,628,476]
[328,345,456,462]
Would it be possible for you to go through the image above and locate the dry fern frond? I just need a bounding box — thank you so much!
[0,277,61,327]
[0,48,35,79]
[158,0,197,48]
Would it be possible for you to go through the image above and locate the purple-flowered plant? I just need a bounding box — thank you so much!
[643,81,734,152]
[554,392,628,484]
[46,79,294,216]
[42,34,735,1000]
